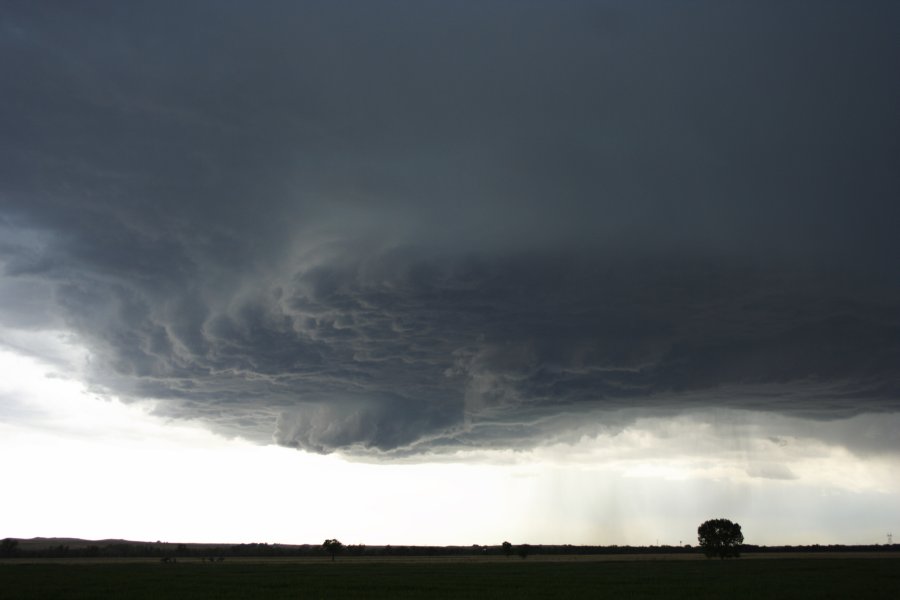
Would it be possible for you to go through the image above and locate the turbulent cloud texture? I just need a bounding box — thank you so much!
[2,1,899,454]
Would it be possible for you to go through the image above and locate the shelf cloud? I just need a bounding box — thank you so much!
[2,1,898,456]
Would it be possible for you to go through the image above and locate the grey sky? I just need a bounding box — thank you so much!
[1,1,898,455]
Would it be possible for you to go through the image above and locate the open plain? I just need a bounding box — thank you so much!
[2,554,898,599]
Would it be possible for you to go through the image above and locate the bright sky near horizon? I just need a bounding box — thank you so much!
[2,334,897,546]
[1,1,899,547]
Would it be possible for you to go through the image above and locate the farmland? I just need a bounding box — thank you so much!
[2,555,898,599]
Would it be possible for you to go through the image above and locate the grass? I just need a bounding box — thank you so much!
[1,557,898,599]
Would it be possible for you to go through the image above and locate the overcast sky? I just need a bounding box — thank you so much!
[1,1,898,546]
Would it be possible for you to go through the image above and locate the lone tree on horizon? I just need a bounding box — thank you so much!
[323,539,343,562]
[698,518,744,559]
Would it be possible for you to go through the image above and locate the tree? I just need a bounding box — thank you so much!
[0,538,18,557]
[517,543,531,559]
[502,541,512,558]
[323,539,343,562]
[697,518,744,559]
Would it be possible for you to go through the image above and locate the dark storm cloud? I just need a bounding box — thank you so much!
[1,1,898,454]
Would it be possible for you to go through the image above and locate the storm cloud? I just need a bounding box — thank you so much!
[1,1,898,455]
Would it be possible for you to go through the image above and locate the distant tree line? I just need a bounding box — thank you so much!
[1,537,896,559]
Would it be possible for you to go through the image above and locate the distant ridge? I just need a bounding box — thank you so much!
[10,537,266,551]
[20,538,132,547]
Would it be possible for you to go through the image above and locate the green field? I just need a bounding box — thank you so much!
[1,557,898,599]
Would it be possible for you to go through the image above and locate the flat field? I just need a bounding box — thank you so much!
[1,555,898,599]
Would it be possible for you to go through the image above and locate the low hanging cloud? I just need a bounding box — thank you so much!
[1,2,899,455]
[4,235,898,455]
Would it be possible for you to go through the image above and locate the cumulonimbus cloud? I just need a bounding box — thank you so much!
[1,2,898,455]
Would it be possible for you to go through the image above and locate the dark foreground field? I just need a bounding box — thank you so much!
[2,557,898,599]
